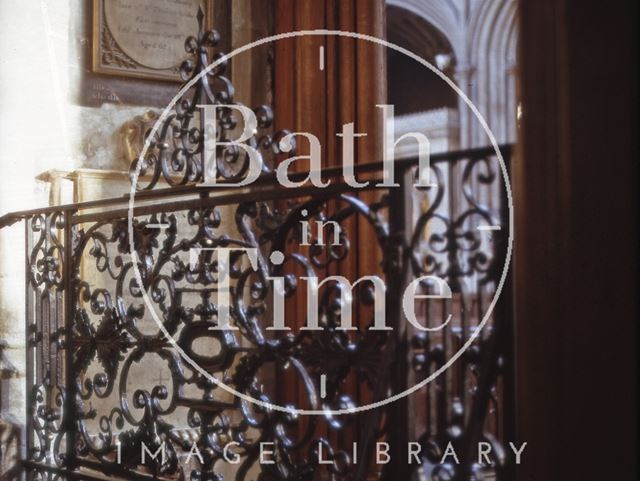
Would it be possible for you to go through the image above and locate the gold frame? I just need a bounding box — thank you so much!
[92,0,213,82]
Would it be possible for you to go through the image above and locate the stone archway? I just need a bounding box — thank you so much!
[386,0,518,147]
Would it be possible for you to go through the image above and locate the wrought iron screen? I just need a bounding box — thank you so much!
[1,16,515,481]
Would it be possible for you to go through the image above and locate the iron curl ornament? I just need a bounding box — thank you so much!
[130,8,293,191]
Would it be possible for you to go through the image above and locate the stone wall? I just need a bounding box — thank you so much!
[0,2,164,474]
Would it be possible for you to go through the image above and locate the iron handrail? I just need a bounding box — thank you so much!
[0,144,512,229]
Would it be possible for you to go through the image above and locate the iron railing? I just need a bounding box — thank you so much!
[0,142,513,481]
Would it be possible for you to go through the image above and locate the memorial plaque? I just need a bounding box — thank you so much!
[92,0,213,81]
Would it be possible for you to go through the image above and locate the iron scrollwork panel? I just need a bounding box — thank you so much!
[408,150,513,481]
[21,148,513,481]
[55,192,393,481]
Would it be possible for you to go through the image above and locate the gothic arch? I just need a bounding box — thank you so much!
[386,0,518,145]
[387,3,459,115]
[467,0,518,144]
[386,0,462,58]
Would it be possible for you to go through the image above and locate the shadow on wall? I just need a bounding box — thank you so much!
[0,341,21,481]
